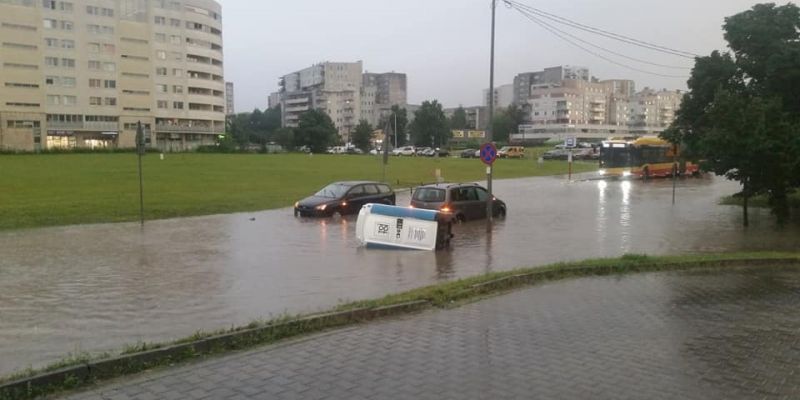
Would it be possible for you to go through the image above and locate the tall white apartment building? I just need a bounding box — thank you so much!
[361,72,406,128]
[0,0,226,151]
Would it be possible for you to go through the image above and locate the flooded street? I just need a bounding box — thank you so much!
[2,175,800,376]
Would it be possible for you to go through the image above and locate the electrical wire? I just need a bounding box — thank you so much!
[504,0,700,59]
[510,5,690,70]
[508,3,690,78]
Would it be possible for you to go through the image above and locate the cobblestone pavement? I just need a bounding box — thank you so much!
[61,266,800,400]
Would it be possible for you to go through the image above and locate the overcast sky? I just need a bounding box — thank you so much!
[218,0,771,112]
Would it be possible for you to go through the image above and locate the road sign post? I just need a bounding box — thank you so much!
[480,142,498,222]
[565,136,576,181]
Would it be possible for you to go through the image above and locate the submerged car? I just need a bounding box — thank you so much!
[295,181,395,217]
[410,183,506,222]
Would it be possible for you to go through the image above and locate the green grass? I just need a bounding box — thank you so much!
[2,252,797,399]
[0,152,596,230]
[720,192,800,209]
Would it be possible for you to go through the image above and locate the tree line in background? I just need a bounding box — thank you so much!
[225,101,526,154]
[662,2,800,225]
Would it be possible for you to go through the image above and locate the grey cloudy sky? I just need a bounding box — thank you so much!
[218,0,770,112]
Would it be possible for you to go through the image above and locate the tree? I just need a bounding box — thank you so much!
[448,106,469,130]
[409,100,450,148]
[380,105,409,147]
[662,3,800,225]
[294,109,337,153]
[352,120,373,152]
[273,127,295,151]
[491,104,526,143]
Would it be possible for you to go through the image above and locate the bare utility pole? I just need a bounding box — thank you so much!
[487,0,497,224]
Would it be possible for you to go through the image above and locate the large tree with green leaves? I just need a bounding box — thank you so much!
[491,104,526,143]
[379,105,409,147]
[409,100,450,148]
[662,3,800,225]
[294,109,337,153]
[448,106,469,130]
[352,120,373,152]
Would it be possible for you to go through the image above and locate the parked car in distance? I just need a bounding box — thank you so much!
[542,149,572,160]
[410,183,506,222]
[460,148,477,158]
[497,146,525,159]
[435,148,450,157]
[295,181,395,217]
[415,147,432,156]
[392,146,416,156]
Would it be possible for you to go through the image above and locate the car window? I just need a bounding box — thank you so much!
[463,187,479,201]
[363,185,379,195]
[347,185,365,197]
[413,188,445,202]
[476,187,489,201]
[315,183,349,198]
[378,184,392,194]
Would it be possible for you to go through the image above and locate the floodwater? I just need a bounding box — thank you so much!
[1,175,799,376]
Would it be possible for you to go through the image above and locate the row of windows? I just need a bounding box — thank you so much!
[156,67,183,77]
[42,0,72,12]
[88,79,116,88]
[45,38,74,49]
[86,5,113,17]
[3,42,38,50]
[89,96,117,106]
[88,60,116,71]
[42,19,72,30]
[0,0,36,7]
[3,62,38,69]
[7,120,41,128]
[156,84,183,93]
[44,57,76,68]
[6,102,40,107]
[1,22,37,31]
[47,94,77,105]
[5,82,40,88]
[156,100,184,109]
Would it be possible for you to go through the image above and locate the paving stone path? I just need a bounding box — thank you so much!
[62,266,800,399]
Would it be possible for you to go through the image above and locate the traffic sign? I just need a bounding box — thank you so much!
[565,136,577,148]
[479,142,498,165]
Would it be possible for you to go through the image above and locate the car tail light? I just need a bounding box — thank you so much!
[440,205,451,213]
[341,202,347,207]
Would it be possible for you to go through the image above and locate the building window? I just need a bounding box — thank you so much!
[154,16,165,25]
[62,95,76,106]
[156,84,168,93]
[156,50,166,60]
[102,62,115,72]
[173,101,183,109]
[45,56,59,67]
[157,100,168,109]
[45,38,59,47]
[62,76,76,87]
[60,1,73,12]
[89,96,101,105]
[156,67,167,76]
[172,85,182,94]
[87,42,100,52]
[47,95,60,105]
[155,33,166,42]
[104,80,115,88]
[169,18,180,27]
[104,97,116,106]
[88,60,101,70]
[61,39,74,49]
[89,78,101,88]
[61,58,75,68]
[172,68,182,77]
[170,35,180,45]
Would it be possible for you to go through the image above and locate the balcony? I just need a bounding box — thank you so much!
[155,124,214,134]
[47,121,119,131]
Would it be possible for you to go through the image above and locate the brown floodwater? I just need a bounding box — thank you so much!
[1,174,798,376]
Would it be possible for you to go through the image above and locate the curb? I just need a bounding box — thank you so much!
[1,258,798,399]
[0,300,431,400]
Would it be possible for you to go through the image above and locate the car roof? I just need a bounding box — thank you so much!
[415,182,481,190]
[330,181,386,187]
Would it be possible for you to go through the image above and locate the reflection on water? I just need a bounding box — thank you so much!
[1,175,799,376]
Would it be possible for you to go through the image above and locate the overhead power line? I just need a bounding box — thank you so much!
[507,3,690,79]
[504,0,701,59]
[510,5,690,70]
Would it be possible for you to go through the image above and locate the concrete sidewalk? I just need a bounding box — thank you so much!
[61,266,800,400]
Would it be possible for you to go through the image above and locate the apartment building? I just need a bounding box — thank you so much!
[225,81,233,115]
[361,72,406,127]
[513,65,590,105]
[444,106,487,130]
[483,83,514,109]
[277,63,408,138]
[278,61,363,137]
[628,88,683,135]
[0,0,226,152]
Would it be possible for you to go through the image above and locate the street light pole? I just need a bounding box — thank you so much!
[486,0,496,224]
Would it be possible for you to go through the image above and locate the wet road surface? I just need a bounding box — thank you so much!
[62,266,800,400]
[2,175,800,376]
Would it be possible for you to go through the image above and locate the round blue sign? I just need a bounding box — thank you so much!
[480,142,498,165]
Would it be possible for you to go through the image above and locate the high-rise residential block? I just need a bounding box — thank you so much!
[225,81,234,115]
[361,71,407,128]
[0,0,226,152]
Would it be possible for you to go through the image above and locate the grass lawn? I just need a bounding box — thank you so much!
[0,151,596,230]
[720,192,800,209]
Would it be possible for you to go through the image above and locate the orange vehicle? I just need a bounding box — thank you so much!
[598,137,699,178]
